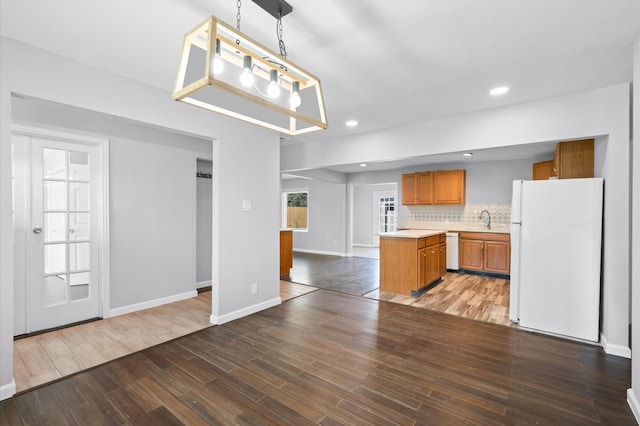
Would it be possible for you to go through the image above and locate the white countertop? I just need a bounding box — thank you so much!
[380,229,446,239]
[403,221,511,234]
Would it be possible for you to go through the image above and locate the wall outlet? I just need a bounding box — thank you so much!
[251,283,258,295]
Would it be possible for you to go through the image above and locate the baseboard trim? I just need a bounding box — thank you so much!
[107,290,198,318]
[293,248,347,257]
[352,244,375,248]
[628,389,640,424]
[196,280,212,289]
[210,297,281,325]
[0,378,16,401]
[601,333,632,358]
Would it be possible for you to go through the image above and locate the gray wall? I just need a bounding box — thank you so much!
[11,97,211,317]
[352,183,396,246]
[0,37,281,398]
[196,159,212,285]
[282,178,347,255]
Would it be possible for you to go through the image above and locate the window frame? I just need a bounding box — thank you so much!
[282,189,309,232]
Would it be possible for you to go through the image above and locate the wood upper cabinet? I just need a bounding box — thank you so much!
[459,232,510,275]
[433,170,465,205]
[402,169,464,205]
[402,172,432,205]
[532,160,554,180]
[553,139,594,179]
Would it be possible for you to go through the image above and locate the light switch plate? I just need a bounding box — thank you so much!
[242,200,252,211]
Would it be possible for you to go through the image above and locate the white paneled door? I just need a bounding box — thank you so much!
[373,191,397,247]
[13,131,104,333]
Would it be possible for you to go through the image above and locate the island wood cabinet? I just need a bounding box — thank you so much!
[439,238,447,276]
[280,230,293,277]
[402,170,465,205]
[380,234,444,296]
[459,232,510,275]
[402,172,433,205]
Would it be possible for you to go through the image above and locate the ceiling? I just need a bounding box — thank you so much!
[2,1,639,172]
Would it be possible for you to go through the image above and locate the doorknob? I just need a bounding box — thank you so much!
[32,227,42,234]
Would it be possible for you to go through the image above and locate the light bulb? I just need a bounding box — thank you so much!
[240,56,254,87]
[268,70,280,98]
[212,39,224,74]
[290,81,301,108]
[213,56,224,74]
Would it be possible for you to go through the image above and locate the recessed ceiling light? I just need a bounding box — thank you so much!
[360,163,367,167]
[490,86,510,96]
[463,153,473,157]
[345,120,358,127]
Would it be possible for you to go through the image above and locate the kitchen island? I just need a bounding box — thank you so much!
[380,230,446,296]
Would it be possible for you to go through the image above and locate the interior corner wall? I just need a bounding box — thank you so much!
[0,36,281,399]
[282,178,347,256]
[629,29,640,420]
[352,183,397,247]
[196,159,213,285]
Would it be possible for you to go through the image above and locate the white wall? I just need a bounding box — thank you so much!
[352,183,396,246]
[281,178,347,256]
[283,84,631,358]
[629,30,640,421]
[0,37,281,399]
[196,159,212,286]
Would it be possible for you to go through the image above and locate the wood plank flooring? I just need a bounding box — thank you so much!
[1,290,634,424]
[13,282,314,394]
[365,272,512,326]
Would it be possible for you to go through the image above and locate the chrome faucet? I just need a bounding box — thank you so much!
[479,210,491,230]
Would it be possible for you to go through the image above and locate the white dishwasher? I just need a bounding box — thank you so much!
[445,232,459,270]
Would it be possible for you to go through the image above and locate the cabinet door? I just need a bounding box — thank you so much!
[426,244,440,284]
[415,172,433,205]
[433,170,465,205]
[532,160,554,180]
[417,247,427,289]
[484,241,510,274]
[439,242,447,276]
[402,174,417,205]
[556,139,594,179]
[459,239,484,271]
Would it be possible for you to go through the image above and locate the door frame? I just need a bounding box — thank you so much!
[11,124,110,332]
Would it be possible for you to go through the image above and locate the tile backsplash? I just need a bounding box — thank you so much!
[405,204,511,225]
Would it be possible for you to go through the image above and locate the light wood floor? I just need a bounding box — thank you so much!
[364,272,512,326]
[13,281,314,393]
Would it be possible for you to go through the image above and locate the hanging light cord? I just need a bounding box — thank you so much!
[277,14,287,59]
[236,0,242,45]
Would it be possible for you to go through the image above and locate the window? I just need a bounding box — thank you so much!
[283,191,308,231]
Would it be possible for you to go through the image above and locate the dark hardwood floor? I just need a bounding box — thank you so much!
[1,290,634,425]
[285,252,379,296]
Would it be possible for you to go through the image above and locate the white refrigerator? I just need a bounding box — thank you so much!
[510,178,603,342]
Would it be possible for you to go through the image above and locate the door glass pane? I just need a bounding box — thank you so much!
[69,182,89,211]
[43,274,67,306]
[68,213,90,241]
[44,244,66,274]
[44,213,66,242]
[69,151,89,181]
[69,242,90,271]
[44,181,67,210]
[69,272,90,301]
[43,148,66,179]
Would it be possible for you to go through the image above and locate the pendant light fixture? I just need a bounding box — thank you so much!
[173,0,328,136]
